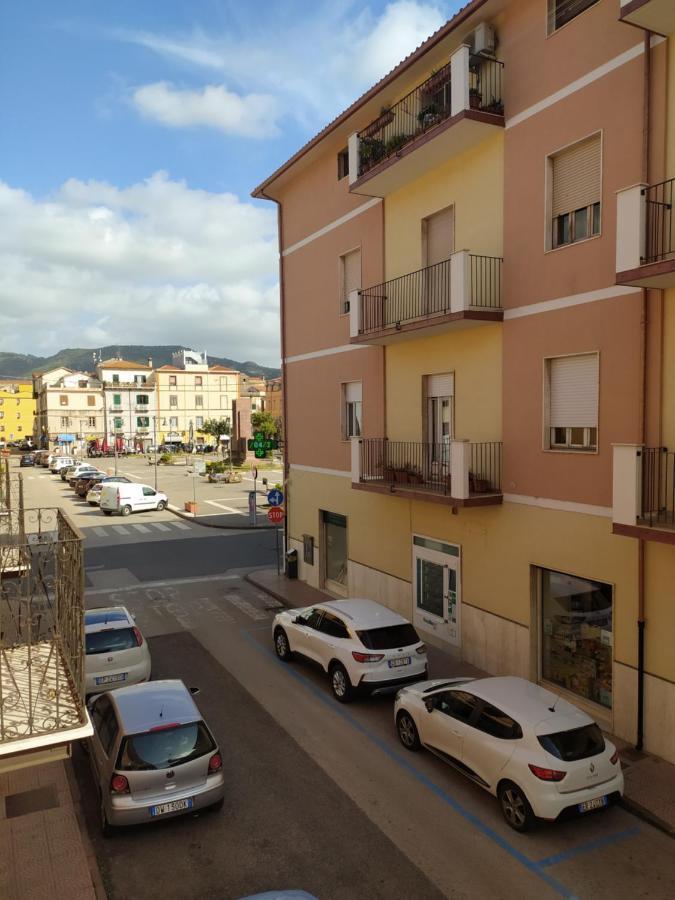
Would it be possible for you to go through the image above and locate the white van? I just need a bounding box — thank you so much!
[100,483,168,516]
[51,456,75,473]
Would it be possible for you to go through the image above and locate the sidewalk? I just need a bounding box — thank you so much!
[0,758,104,899]
[246,567,675,839]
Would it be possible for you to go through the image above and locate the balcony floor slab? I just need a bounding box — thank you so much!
[616,257,675,289]
[352,308,503,345]
[353,479,502,507]
[613,521,675,545]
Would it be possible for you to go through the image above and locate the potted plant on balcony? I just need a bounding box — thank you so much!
[384,133,408,156]
[417,103,441,129]
[483,96,504,115]
[359,137,386,168]
[406,465,424,485]
[469,88,482,110]
[393,466,410,484]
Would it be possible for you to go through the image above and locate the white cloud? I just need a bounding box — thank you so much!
[0,173,281,364]
[131,82,280,138]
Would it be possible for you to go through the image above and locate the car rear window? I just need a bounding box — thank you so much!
[85,627,136,655]
[117,722,216,770]
[357,623,420,650]
[538,724,605,761]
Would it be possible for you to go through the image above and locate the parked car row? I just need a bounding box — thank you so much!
[271,598,624,833]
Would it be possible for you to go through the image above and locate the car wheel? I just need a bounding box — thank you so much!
[274,627,293,661]
[156,500,166,511]
[329,662,354,703]
[100,795,115,837]
[103,511,112,516]
[498,781,535,833]
[209,797,224,813]
[396,710,421,751]
[88,501,96,506]
[121,505,132,517]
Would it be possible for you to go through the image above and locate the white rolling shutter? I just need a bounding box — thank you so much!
[549,354,598,428]
[427,372,454,397]
[424,207,454,267]
[344,382,362,402]
[343,249,361,297]
[552,133,601,217]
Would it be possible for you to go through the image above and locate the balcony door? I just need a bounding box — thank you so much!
[422,206,454,318]
[425,372,453,473]
[412,535,460,648]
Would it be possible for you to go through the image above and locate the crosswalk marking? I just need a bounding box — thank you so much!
[132,523,151,533]
[226,592,269,621]
[151,522,171,531]
[112,525,130,534]
[93,527,108,536]
[171,521,190,530]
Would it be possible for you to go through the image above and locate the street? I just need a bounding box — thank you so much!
[16,461,675,899]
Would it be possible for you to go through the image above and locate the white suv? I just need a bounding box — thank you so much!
[50,456,75,473]
[272,599,427,702]
[394,675,624,831]
[85,607,151,695]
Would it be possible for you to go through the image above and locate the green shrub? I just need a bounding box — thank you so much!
[159,453,172,464]
[206,461,226,474]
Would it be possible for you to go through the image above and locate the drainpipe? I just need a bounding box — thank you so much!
[260,188,289,567]
[636,30,651,752]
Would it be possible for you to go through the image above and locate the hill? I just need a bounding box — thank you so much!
[0,346,280,380]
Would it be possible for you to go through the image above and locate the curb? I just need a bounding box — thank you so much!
[244,573,293,606]
[619,796,675,838]
[167,503,276,531]
[64,758,109,899]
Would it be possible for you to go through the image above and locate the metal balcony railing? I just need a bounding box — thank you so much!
[359,439,502,495]
[357,55,504,177]
[358,255,502,336]
[643,178,674,264]
[640,447,675,527]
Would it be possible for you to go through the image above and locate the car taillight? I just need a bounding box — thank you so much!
[610,750,619,765]
[110,774,129,793]
[528,764,567,782]
[208,753,222,773]
[352,651,385,663]
[416,644,427,655]
[133,626,143,647]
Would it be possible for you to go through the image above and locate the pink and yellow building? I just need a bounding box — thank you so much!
[254,0,675,762]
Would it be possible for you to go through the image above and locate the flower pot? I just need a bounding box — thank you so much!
[185,501,197,514]
[393,468,409,484]
[469,92,482,110]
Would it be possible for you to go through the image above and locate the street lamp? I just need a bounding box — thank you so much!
[152,415,158,490]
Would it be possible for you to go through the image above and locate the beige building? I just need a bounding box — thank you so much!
[95,357,155,451]
[264,376,283,421]
[32,368,104,452]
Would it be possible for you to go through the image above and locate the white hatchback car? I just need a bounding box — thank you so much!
[394,675,623,831]
[272,599,428,702]
[85,607,151,695]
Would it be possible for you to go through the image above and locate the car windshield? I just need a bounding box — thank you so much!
[85,627,136,655]
[357,623,420,650]
[538,724,605,761]
[117,722,216,770]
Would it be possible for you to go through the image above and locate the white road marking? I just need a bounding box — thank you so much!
[93,527,108,536]
[132,523,151,533]
[86,573,241,596]
[205,500,242,514]
[170,521,191,530]
[151,522,171,531]
[112,525,130,534]
[226,592,269,621]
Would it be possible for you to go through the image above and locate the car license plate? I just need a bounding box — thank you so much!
[150,798,193,817]
[95,673,127,685]
[578,796,608,814]
[388,657,411,668]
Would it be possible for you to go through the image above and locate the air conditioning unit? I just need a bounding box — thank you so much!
[472,22,496,56]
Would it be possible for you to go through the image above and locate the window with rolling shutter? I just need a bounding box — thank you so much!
[341,248,361,314]
[550,133,601,249]
[547,0,599,35]
[546,353,598,451]
[343,382,362,438]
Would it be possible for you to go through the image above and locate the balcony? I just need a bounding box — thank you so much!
[619,0,675,35]
[109,404,123,412]
[352,438,502,507]
[612,444,675,543]
[135,405,151,413]
[350,251,502,345]
[348,46,504,198]
[616,179,675,288]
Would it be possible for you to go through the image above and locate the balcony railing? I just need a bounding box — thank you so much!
[356,438,502,500]
[356,54,503,178]
[640,447,675,527]
[643,178,674,264]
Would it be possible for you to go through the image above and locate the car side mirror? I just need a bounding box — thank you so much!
[424,698,435,713]
[189,686,200,695]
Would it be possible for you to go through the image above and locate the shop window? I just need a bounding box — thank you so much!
[538,567,612,710]
[322,511,347,594]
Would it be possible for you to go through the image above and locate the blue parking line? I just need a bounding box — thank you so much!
[536,826,640,868]
[241,628,578,900]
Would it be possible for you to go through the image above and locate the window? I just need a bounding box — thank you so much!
[87,395,96,406]
[422,206,454,267]
[357,623,420,650]
[340,248,361,314]
[196,416,204,428]
[220,395,229,409]
[303,609,324,630]
[320,612,350,639]
[170,395,178,407]
[169,416,178,427]
[17,425,22,432]
[60,416,70,427]
[117,722,215,771]
[322,511,347,592]
[474,703,522,740]
[220,377,230,391]
[88,417,96,427]
[195,376,203,387]
[137,417,149,428]
[113,394,121,406]
[548,0,599,34]
[136,395,148,405]
[549,133,601,249]
[343,382,362,438]
[195,395,203,407]
[134,374,147,384]
[545,353,598,451]
[112,374,120,384]
[538,724,604,761]
[114,417,123,429]
[169,375,177,387]
[337,147,349,180]
[142,486,156,496]
[59,395,67,406]
[91,696,119,757]
[435,690,480,723]
[86,629,137,655]
[538,567,613,709]
[78,380,88,388]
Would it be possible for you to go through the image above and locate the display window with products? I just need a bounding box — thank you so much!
[538,568,613,710]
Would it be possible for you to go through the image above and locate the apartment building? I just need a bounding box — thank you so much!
[254,0,675,763]
[265,376,283,421]
[95,357,156,450]
[32,368,104,451]
[0,379,35,445]
[151,350,240,445]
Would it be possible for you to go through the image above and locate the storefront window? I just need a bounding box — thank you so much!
[322,511,347,591]
[540,568,613,709]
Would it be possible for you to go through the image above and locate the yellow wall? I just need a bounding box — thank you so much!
[0,382,36,442]
[661,288,675,447]
[384,132,504,280]
[667,37,675,178]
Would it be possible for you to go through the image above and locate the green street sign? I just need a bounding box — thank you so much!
[247,432,279,459]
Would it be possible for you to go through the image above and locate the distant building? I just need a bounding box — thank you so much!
[32,368,104,451]
[0,378,35,445]
[264,376,283,424]
[95,357,156,451]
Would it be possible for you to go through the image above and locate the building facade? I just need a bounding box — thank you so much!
[95,357,155,451]
[32,368,104,452]
[255,0,675,763]
[0,379,35,445]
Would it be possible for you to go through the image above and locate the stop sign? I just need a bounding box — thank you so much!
[267,506,285,525]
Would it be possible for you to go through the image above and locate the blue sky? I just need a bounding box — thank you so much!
[0,1,462,365]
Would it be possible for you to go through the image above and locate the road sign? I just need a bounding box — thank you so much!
[267,488,284,507]
[248,432,279,459]
[267,506,285,525]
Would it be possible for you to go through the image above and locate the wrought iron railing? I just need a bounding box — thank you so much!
[0,502,86,746]
[640,447,675,527]
[359,439,502,495]
[358,255,502,336]
[644,178,675,263]
[357,54,504,177]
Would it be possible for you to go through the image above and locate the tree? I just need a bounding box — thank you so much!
[250,410,280,437]
[200,417,231,440]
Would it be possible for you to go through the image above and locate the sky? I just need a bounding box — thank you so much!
[0,0,463,366]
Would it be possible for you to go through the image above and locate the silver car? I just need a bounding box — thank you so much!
[87,680,225,834]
